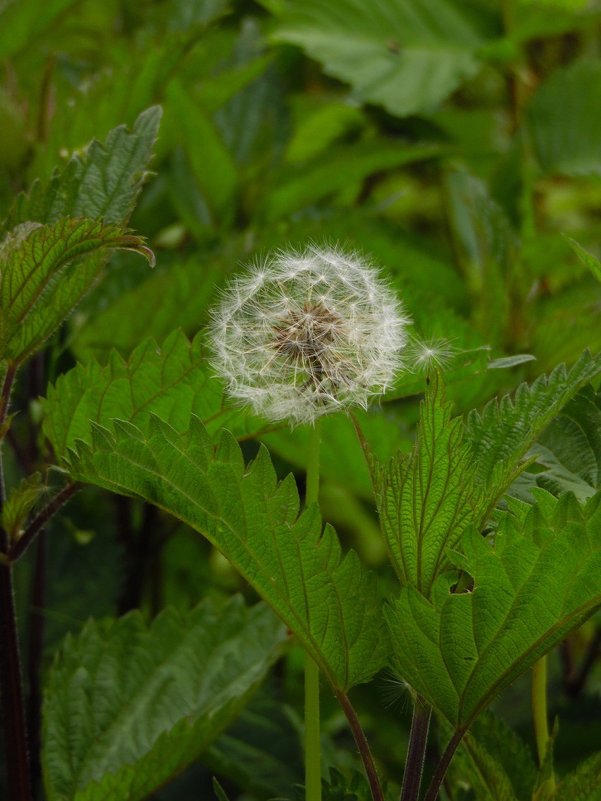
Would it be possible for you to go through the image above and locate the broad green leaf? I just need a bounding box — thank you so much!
[70,256,223,360]
[444,170,516,341]
[376,376,476,595]
[555,750,601,801]
[42,331,252,456]
[450,713,537,801]
[206,684,303,799]
[43,597,286,801]
[0,0,78,60]
[0,218,153,365]
[165,80,238,224]
[262,141,444,222]
[527,60,601,177]
[5,106,162,230]
[565,236,601,283]
[466,351,601,515]
[59,417,387,691]
[386,490,601,730]
[273,0,483,117]
[527,386,601,500]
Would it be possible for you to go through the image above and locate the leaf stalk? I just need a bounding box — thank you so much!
[336,690,384,801]
[400,697,432,801]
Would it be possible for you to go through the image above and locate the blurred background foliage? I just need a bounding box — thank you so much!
[2,0,601,798]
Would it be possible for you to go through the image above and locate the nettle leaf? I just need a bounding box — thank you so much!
[528,385,601,500]
[565,236,601,283]
[466,351,601,516]
[262,141,444,222]
[166,80,238,225]
[376,377,477,595]
[0,473,46,542]
[60,417,386,691]
[42,331,253,456]
[0,218,153,365]
[386,490,601,731]
[450,713,537,801]
[5,106,162,230]
[527,60,601,177]
[43,597,286,801]
[70,255,224,360]
[555,750,601,801]
[444,170,516,341]
[273,0,483,117]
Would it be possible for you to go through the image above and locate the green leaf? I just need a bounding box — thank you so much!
[0,473,46,542]
[206,685,303,799]
[565,236,601,283]
[0,218,154,365]
[487,354,536,369]
[5,106,162,229]
[527,385,601,500]
[376,376,476,595]
[466,351,601,516]
[262,404,412,501]
[451,713,537,801]
[0,0,78,60]
[43,597,286,801]
[386,490,601,731]
[69,256,223,361]
[273,0,483,117]
[444,170,516,341]
[262,141,444,222]
[42,331,252,456]
[555,750,601,801]
[165,80,238,224]
[527,60,601,177]
[59,417,387,691]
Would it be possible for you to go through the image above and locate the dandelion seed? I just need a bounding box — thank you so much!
[209,245,410,425]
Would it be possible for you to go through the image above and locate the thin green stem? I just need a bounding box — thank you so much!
[532,656,549,766]
[400,697,432,801]
[304,422,322,801]
[532,656,556,794]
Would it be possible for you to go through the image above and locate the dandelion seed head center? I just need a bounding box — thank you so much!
[210,247,409,423]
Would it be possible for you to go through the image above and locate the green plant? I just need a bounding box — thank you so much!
[2,3,601,801]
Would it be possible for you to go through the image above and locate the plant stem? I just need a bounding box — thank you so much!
[564,627,601,698]
[304,422,321,801]
[26,531,46,797]
[0,553,33,801]
[0,361,32,800]
[400,697,432,801]
[423,729,465,801]
[9,481,81,563]
[336,690,384,801]
[532,656,549,765]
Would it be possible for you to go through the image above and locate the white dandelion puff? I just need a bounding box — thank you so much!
[405,337,456,374]
[209,245,410,425]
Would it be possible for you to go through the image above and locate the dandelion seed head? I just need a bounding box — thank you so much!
[209,245,409,425]
[406,337,455,374]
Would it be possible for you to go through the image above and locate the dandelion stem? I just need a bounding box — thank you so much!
[304,422,321,801]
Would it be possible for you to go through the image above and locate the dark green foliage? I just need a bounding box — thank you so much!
[43,597,286,801]
[2,2,601,800]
